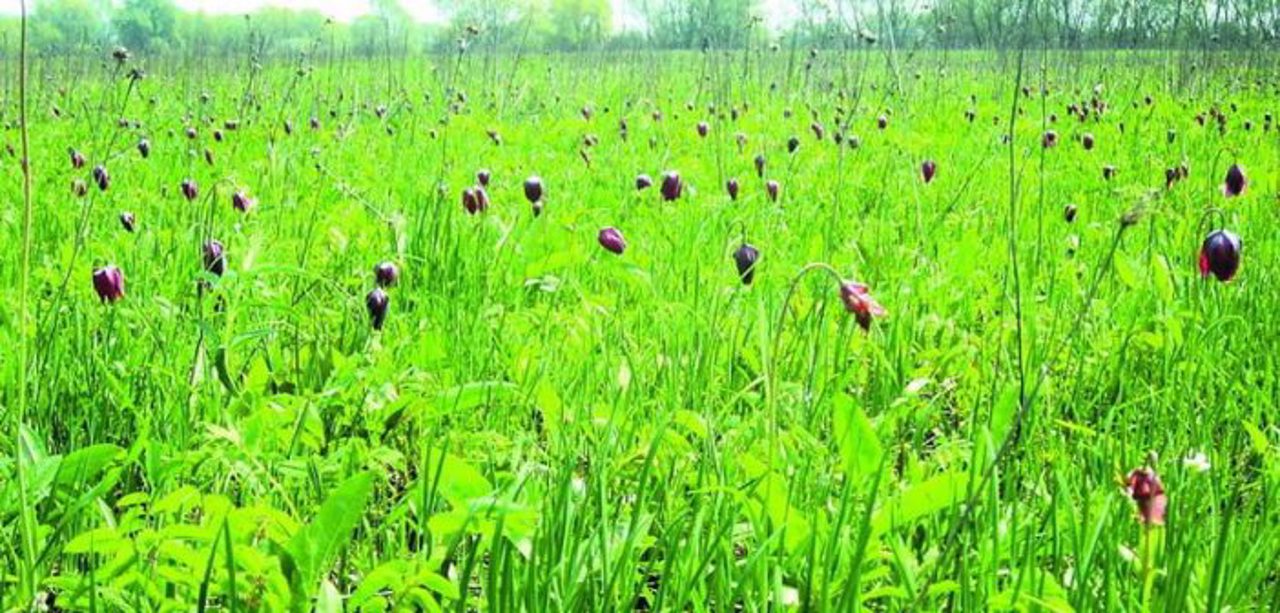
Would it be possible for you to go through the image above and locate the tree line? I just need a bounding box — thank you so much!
[2,0,1277,58]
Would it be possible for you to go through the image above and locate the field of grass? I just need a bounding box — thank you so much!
[2,47,1280,611]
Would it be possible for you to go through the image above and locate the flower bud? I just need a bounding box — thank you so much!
[367,288,389,330]
[660,171,682,201]
[840,281,886,331]
[523,175,544,203]
[120,212,136,232]
[181,179,199,202]
[726,178,740,201]
[93,165,110,191]
[921,160,937,183]
[1222,164,1247,197]
[598,226,626,254]
[374,261,399,288]
[733,243,758,285]
[203,240,226,277]
[766,180,779,202]
[635,174,652,190]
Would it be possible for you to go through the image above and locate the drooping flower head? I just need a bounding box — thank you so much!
[1198,229,1241,282]
[1125,466,1167,526]
[598,227,626,255]
[839,281,887,331]
[1222,164,1247,197]
[733,244,759,285]
[92,265,125,303]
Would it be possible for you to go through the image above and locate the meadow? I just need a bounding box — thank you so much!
[2,44,1279,611]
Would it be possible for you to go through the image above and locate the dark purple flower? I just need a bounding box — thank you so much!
[69,148,85,169]
[232,190,255,213]
[477,169,491,187]
[921,160,937,184]
[635,174,653,190]
[213,129,224,142]
[1199,230,1241,282]
[733,243,759,285]
[660,171,682,202]
[1103,165,1117,181]
[1042,130,1058,148]
[203,240,226,277]
[93,165,110,191]
[766,180,780,202]
[726,178,740,201]
[697,121,709,137]
[462,187,485,214]
[754,154,766,178]
[598,227,626,254]
[1223,164,1247,198]
[120,212,136,232]
[92,265,125,303]
[137,138,150,158]
[840,281,887,331]
[524,175,544,203]
[877,115,888,129]
[1064,203,1077,223]
[367,288,389,330]
[185,126,197,140]
[374,261,399,288]
[181,179,199,202]
[787,136,800,153]
[1082,132,1095,150]
[1126,467,1167,526]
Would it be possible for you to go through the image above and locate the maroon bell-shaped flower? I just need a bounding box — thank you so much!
[877,114,888,129]
[69,148,85,169]
[366,288,389,330]
[231,190,255,213]
[733,243,759,285]
[726,178,740,201]
[1064,203,1078,223]
[93,165,110,191]
[1125,466,1167,526]
[660,171,682,201]
[137,138,150,158]
[921,160,937,184]
[1222,164,1247,197]
[374,261,399,288]
[1042,130,1058,148]
[476,169,491,187]
[92,265,125,303]
[203,240,226,277]
[524,175,544,203]
[1199,229,1241,282]
[766,180,780,202]
[840,281,887,331]
[1102,165,1117,181]
[598,227,626,254]
[1081,132,1095,150]
[120,212,136,232]
[181,179,199,202]
[787,136,800,154]
[697,121,709,138]
[754,154,766,178]
[635,174,653,190]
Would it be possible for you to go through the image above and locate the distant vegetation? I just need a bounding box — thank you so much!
[3,0,1279,58]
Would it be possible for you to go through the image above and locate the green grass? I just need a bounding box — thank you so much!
[2,47,1280,611]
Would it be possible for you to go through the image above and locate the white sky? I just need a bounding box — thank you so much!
[0,0,803,32]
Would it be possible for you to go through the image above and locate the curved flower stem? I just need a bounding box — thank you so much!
[770,262,846,368]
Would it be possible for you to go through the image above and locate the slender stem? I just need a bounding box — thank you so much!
[15,0,37,599]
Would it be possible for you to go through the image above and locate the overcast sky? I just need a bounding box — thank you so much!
[0,0,806,31]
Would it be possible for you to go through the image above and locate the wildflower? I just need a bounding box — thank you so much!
[1198,230,1241,282]
[598,227,626,254]
[92,265,125,302]
[839,281,887,331]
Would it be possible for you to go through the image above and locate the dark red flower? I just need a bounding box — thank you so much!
[840,281,887,331]
[726,178,740,201]
[1125,467,1167,526]
[181,179,199,202]
[120,212,136,232]
[766,180,780,202]
[635,174,652,190]
[203,240,226,277]
[524,175,544,203]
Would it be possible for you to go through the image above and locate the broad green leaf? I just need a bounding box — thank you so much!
[833,394,882,481]
[285,472,374,602]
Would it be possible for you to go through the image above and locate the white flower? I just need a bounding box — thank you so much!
[1183,451,1211,474]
